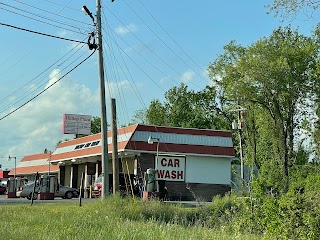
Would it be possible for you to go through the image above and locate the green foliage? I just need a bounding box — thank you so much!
[131,109,148,124]
[91,116,101,134]
[267,0,320,19]
[146,83,231,130]
[0,196,262,240]
[208,26,319,190]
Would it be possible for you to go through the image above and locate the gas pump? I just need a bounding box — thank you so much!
[143,168,157,200]
[7,178,16,198]
[143,168,167,201]
[48,175,56,199]
[38,175,55,200]
[144,168,157,192]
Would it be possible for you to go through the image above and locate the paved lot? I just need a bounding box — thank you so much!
[0,194,97,205]
[0,194,210,207]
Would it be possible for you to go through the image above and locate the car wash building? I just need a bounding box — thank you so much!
[50,124,235,201]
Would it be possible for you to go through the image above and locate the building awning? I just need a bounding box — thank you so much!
[51,124,235,163]
[9,153,59,176]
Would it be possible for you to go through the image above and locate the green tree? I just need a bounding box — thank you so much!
[146,99,168,126]
[91,116,101,134]
[208,27,319,190]
[267,0,320,19]
[146,83,231,130]
[131,109,148,124]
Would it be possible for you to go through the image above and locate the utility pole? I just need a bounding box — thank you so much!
[111,98,119,194]
[230,100,245,180]
[237,104,244,180]
[96,0,109,198]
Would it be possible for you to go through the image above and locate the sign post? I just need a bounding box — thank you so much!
[62,114,92,136]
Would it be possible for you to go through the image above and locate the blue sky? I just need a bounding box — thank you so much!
[0,0,318,169]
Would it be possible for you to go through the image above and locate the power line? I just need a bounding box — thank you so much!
[0,22,87,44]
[0,40,86,104]
[124,0,210,85]
[43,0,82,13]
[0,2,87,33]
[0,6,85,35]
[0,49,96,121]
[136,0,208,79]
[102,10,147,110]
[0,44,88,113]
[106,8,203,90]
[13,0,93,27]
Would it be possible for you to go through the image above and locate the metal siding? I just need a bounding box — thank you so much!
[131,131,233,147]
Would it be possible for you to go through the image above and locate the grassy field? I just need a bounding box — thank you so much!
[0,196,264,240]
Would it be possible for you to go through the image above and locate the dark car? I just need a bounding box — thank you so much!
[0,180,7,195]
[17,182,79,200]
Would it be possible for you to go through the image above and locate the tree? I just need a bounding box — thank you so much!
[91,116,101,134]
[146,83,231,130]
[131,109,148,125]
[267,0,320,19]
[208,27,319,190]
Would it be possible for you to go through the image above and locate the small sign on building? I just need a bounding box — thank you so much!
[62,114,92,135]
[156,155,186,181]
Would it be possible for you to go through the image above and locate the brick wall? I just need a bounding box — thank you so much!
[138,153,230,201]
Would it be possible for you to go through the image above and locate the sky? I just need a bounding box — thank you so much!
[0,0,318,170]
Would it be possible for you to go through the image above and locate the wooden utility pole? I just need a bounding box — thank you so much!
[111,98,119,193]
[96,0,109,198]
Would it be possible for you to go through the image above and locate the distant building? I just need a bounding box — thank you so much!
[8,153,59,181]
[0,170,10,180]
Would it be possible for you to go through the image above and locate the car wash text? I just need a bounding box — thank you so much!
[156,156,186,181]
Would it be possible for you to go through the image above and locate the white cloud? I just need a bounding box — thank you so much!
[181,70,195,84]
[0,69,99,170]
[115,24,137,35]
[57,30,68,38]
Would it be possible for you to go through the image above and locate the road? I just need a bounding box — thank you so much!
[0,194,97,205]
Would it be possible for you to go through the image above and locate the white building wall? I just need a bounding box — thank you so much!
[64,165,71,187]
[185,156,231,185]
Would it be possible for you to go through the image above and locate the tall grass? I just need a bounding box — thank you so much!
[0,196,262,240]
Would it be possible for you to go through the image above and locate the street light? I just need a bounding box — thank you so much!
[44,149,51,177]
[148,136,160,191]
[8,156,17,179]
[148,136,160,169]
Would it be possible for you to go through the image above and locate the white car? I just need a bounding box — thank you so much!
[17,182,79,200]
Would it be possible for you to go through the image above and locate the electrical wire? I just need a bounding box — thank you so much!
[0,40,86,104]
[136,0,209,80]
[0,22,87,44]
[106,8,204,90]
[0,6,85,35]
[102,6,147,110]
[105,24,182,87]
[13,0,93,26]
[0,2,87,33]
[103,22,133,127]
[0,43,88,112]
[42,0,82,13]
[0,49,96,121]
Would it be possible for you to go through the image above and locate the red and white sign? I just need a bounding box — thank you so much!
[156,155,186,181]
[62,114,92,135]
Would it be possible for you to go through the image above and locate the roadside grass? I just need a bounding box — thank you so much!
[0,196,265,240]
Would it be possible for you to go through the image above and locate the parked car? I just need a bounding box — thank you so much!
[92,173,141,197]
[17,182,79,200]
[0,184,7,195]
